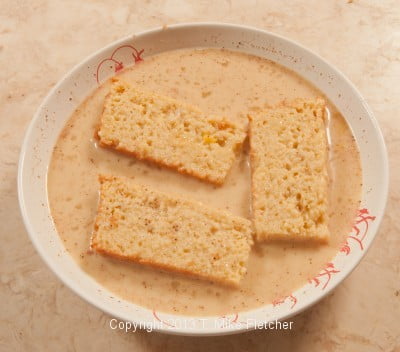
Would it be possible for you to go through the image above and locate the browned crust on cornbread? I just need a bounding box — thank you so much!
[96,139,236,185]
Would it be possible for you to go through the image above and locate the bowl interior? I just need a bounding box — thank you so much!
[18,23,388,336]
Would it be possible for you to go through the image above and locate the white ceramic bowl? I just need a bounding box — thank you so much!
[18,23,388,336]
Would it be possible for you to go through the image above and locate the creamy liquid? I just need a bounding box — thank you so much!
[47,49,362,316]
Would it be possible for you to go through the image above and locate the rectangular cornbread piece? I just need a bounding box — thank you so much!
[248,98,329,243]
[96,80,246,185]
[91,175,253,286]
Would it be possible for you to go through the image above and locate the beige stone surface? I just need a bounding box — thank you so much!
[0,0,399,350]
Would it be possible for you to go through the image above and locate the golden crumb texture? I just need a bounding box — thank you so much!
[91,175,253,286]
[248,98,330,243]
[96,80,246,185]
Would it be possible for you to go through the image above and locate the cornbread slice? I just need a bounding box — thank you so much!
[91,175,253,286]
[248,98,329,242]
[96,80,246,185]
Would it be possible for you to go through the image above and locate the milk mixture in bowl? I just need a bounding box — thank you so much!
[47,48,362,316]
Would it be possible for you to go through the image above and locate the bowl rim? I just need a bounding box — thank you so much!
[18,22,389,336]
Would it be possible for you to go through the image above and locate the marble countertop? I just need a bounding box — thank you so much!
[1,0,399,351]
